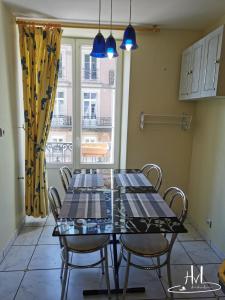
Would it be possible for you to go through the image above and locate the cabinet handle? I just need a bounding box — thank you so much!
[215,59,220,64]
[189,70,193,74]
[17,177,24,180]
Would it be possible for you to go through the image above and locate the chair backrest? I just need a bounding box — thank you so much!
[140,163,162,192]
[163,186,188,224]
[59,166,72,192]
[48,186,62,222]
[48,186,65,247]
[163,186,188,251]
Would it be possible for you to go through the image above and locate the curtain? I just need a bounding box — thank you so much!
[19,25,62,217]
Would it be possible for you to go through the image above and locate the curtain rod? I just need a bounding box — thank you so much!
[16,19,160,32]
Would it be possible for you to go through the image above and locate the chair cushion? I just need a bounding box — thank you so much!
[66,235,109,252]
[120,234,169,256]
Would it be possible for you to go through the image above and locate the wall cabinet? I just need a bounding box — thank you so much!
[179,25,225,100]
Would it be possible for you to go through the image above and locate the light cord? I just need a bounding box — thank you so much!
[110,0,112,34]
[129,0,132,24]
[98,0,101,32]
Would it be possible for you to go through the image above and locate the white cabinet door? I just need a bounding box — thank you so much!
[201,26,223,97]
[189,39,204,99]
[179,47,192,100]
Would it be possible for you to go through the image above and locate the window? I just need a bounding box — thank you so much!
[46,43,73,164]
[109,70,115,85]
[83,54,97,80]
[83,92,97,119]
[46,39,122,168]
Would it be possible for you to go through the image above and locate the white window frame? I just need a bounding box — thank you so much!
[47,37,123,169]
[75,39,123,169]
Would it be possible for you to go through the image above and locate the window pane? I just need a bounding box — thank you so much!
[80,45,117,164]
[46,44,73,164]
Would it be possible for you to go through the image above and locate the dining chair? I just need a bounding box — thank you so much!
[140,163,163,192]
[48,186,111,300]
[119,186,188,299]
[59,166,72,192]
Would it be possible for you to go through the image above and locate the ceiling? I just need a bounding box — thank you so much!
[3,0,225,30]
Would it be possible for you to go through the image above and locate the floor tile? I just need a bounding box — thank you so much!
[170,242,193,265]
[28,245,62,270]
[161,264,217,298]
[15,269,61,300]
[181,241,221,264]
[178,223,204,241]
[118,266,166,299]
[45,213,56,226]
[201,264,225,297]
[0,271,24,300]
[0,246,35,271]
[67,267,114,300]
[24,216,47,227]
[14,226,43,246]
[38,226,59,245]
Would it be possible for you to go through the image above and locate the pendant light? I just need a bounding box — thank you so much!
[120,0,138,51]
[105,0,118,59]
[90,0,106,58]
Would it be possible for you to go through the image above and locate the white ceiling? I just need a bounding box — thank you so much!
[3,0,225,30]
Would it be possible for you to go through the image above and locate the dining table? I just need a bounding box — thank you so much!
[52,168,187,296]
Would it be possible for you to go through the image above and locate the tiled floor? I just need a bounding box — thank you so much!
[0,215,224,300]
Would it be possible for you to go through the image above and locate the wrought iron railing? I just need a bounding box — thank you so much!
[46,142,111,163]
[51,115,112,128]
[51,115,72,127]
[82,117,112,128]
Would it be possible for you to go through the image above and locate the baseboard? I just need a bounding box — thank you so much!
[187,215,225,260]
[0,215,25,263]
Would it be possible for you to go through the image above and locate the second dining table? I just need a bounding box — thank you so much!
[53,168,187,296]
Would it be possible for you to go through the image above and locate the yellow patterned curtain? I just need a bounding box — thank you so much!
[19,25,62,217]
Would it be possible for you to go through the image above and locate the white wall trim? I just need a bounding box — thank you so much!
[0,216,25,264]
[120,51,131,169]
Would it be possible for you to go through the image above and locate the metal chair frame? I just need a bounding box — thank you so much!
[120,186,188,299]
[140,163,163,192]
[59,166,72,192]
[48,186,111,300]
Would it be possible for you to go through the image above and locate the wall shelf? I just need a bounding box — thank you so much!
[140,112,192,131]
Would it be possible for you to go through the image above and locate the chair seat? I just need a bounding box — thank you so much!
[120,233,169,256]
[66,235,109,252]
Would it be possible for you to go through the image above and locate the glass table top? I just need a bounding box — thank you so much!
[67,168,156,192]
[53,190,187,237]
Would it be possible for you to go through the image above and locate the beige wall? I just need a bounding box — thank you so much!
[126,29,201,193]
[0,2,24,255]
[188,15,225,254]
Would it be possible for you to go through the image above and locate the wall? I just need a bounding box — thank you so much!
[0,2,24,256]
[188,15,225,254]
[126,29,201,193]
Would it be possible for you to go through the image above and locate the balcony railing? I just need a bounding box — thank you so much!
[82,117,112,128]
[51,115,112,129]
[51,115,72,127]
[46,142,111,164]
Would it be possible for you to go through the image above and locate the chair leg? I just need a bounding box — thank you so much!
[167,257,173,299]
[61,251,69,300]
[100,249,105,275]
[60,260,64,279]
[123,252,131,300]
[157,257,161,278]
[104,246,111,299]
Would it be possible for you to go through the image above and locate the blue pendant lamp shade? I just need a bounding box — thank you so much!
[90,32,106,58]
[106,35,118,59]
[90,0,106,58]
[120,24,138,50]
[120,0,138,51]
